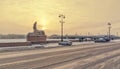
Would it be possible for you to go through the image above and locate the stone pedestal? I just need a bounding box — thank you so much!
[27,34,47,43]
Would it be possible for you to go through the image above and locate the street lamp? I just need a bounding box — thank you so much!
[108,22,111,39]
[59,14,65,42]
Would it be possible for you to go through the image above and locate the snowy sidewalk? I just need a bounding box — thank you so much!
[0,41,94,52]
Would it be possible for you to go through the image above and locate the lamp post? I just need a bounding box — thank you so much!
[59,14,65,42]
[108,22,111,39]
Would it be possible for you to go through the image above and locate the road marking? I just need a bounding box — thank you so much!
[0,42,117,59]
[0,48,120,69]
[51,49,120,69]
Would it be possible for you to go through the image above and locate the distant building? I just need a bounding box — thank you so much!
[27,22,47,44]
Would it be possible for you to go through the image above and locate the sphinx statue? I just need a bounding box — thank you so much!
[27,21,47,43]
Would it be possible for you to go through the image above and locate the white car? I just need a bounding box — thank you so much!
[59,40,72,46]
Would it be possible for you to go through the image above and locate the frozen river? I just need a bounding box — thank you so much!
[0,39,26,43]
[0,39,79,43]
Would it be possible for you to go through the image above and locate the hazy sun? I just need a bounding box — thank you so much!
[37,17,48,30]
[42,27,47,30]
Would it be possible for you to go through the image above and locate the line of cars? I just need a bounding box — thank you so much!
[58,37,111,46]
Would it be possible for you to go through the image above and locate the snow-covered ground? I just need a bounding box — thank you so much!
[0,41,93,52]
[0,40,119,69]
[0,39,120,52]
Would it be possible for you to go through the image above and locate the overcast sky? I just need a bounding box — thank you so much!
[0,0,120,35]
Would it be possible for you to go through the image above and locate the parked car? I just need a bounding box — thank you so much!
[94,38,110,43]
[59,40,72,46]
[104,37,111,42]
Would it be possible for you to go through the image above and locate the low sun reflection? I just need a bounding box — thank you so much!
[37,17,48,30]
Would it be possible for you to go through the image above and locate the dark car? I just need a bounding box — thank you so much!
[94,38,110,43]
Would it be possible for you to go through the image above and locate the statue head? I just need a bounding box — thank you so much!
[33,21,37,32]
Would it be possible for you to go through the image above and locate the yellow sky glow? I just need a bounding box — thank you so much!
[0,0,120,35]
